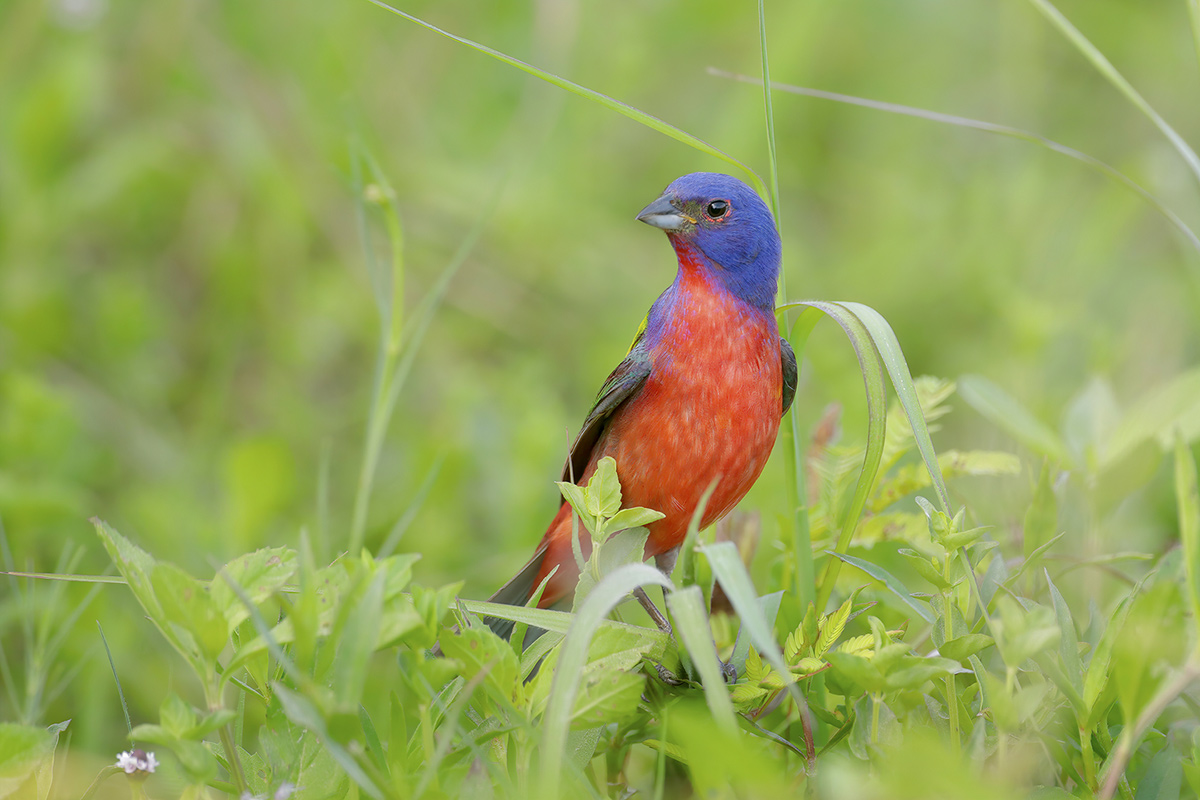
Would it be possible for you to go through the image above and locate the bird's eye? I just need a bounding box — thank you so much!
[705,200,730,219]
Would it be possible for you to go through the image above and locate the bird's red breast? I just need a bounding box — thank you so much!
[533,239,783,606]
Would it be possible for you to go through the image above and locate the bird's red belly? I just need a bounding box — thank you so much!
[604,323,782,556]
[535,290,782,606]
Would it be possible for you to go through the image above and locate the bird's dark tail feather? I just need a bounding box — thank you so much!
[481,543,550,642]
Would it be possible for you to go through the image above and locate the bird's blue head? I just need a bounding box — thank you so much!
[636,172,781,310]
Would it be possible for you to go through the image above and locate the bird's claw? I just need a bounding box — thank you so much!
[650,661,687,686]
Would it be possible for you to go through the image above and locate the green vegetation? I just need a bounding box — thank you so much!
[2,0,1200,797]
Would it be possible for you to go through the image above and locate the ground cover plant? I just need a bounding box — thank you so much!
[2,0,1200,798]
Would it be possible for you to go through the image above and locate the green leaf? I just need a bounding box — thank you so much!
[666,586,739,734]
[92,519,164,623]
[992,595,1060,669]
[826,651,886,695]
[589,456,623,518]
[1106,368,1200,468]
[1045,570,1083,695]
[847,694,900,758]
[1083,588,1137,728]
[827,551,935,623]
[160,693,197,737]
[939,634,993,662]
[151,563,227,664]
[604,506,665,534]
[438,625,522,709]
[815,594,853,657]
[1135,747,1184,800]
[575,526,651,607]
[1176,435,1200,637]
[332,567,386,709]
[958,374,1071,464]
[0,722,63,800]
[555,482,594,535]
[899,548,952,590]
[885,656,960,691]
[273,684,382,799]
[1113,581,1185,724]
[1024,462,1058,566]
[210,547,297,634]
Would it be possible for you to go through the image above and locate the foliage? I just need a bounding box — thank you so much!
[2,0,1200,798]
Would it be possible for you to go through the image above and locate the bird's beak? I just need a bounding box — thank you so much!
[636,194,691,231]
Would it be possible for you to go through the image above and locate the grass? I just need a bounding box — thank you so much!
[2,0,1200,798]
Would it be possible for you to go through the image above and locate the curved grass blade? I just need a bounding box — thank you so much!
[777,302,887,611]
[370,0,766,198]
[666,586,739,734]
[538,563,674,797]
[702,541,815,767]
[710,69,1200,258]
[1027,0,1200,188]
[838,302,951,515]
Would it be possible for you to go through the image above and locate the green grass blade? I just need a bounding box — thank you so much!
[538,563,674,797]
[0,571,126,584]
[757,0,780,228]
[96,622,132,737]
[666,586,739,734]
[369,0,766,198]
[826,551,934,623]
[1027,0,1200,188]
[1176,435,1200,652]
[1191,0,1200,75]
[712,69,1200,257]
[785,311,823,609]
[838,301,951,514]
[778,302,888,611]
[702,542,815,766]
[349,168,498,555]
[730,590,783,676]
[958,374,1072,464]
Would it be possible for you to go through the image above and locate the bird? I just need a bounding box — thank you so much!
[484,172,796,637]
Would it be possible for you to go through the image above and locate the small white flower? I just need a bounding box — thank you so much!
[115,749,158,775]
[274,783,299,800]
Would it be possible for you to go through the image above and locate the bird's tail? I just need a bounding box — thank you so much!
[480,543,550,641]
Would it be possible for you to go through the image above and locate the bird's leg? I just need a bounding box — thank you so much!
[640,547,738,685]
[634,587,672,634]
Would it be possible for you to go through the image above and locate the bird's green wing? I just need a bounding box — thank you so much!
[781,337,798,416]
[560,324,652,485]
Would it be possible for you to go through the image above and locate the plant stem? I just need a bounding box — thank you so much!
[941,559,960,752]
[1098,659,1200,799]
[871,693,881,746]
[1079,724,1097,793]
[206,680,247,794]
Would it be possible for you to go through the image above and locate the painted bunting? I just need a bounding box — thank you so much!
[486,172,796,632]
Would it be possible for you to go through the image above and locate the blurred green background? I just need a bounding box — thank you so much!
[1,0,1198,763]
